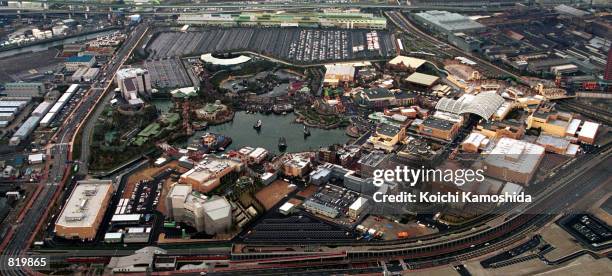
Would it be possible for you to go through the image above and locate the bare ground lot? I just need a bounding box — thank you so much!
[0,49,63,82]
[255,180,296,210]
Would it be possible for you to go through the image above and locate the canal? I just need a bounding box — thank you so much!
[188,111,350,154]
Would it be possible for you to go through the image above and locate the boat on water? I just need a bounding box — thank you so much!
[201,133,232,153]
[253,119,262,130]
[278,136,287,151]
[303,125,311,137]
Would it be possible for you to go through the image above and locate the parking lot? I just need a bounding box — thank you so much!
[146,28,396,64]
[123,168,174,214]
[143,58,192,89]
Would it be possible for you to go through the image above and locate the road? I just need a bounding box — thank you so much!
[78,24,149,175]
[0,23,149,275]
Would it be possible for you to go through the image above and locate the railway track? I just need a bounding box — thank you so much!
[556,99,612,126]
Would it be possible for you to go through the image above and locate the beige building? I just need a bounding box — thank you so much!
[179,156,243,193]
[323,64,356,87]
[483,138,545,186]
[527,104,573,137]
[55,179,114,240]
[282,155,311,177]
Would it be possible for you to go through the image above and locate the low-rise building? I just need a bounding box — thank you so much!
[527,104,573,137]
[107,247,166,274]
[418,117,460,141]
[179,156,243,193]
[303,199,339,218]
[368,123,406,152]
[348,197,368,219]
[388,56,426,71]
[359,87,395,108]
[461,132,489,153]
[405,72,439,88]
[282,155,311,177]
[578,121,600,144]
[323,63,355,87]
[3,82,45,97]
[535,134,572,155]
[64,55,95,72]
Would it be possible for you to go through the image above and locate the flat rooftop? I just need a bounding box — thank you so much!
[56,180,113,229]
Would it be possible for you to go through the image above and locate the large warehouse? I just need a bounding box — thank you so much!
[55,179,114,240]
[414,10,486,35]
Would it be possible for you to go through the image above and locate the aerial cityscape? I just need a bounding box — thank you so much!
[0,0,611,275]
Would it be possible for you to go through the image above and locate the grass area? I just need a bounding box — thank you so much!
[71,130,83,162]
[299,108,348,127]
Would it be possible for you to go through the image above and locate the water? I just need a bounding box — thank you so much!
[189,111,349,154]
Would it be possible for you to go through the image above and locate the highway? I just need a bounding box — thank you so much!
[0,1,519,13]
[0,23,149,276]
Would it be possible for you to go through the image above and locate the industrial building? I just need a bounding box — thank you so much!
[388,56,427,71]
[64,55,96,72]
[115,67,152,105]
[165,184,232,235]
[40,84,79,127]
[405,72,439,88]
[107,247,166,274]
[179,156,243,193]
[413,10,485,35]
[3,82,45,97]
[550,64,578,75]
[177,11,387,29]
[9,115,42,146]
[31,100,54,117]
[303,199,339,218]
[71,67,100,82]
[483,138,545,186]
[54,179,114,240]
